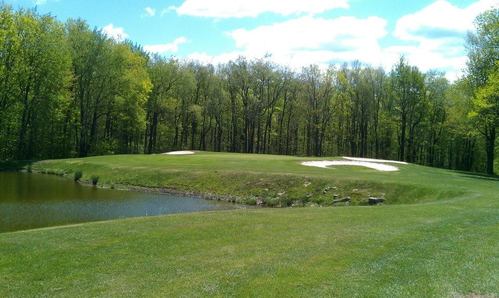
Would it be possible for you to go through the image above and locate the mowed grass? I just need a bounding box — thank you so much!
[1,152,498,297]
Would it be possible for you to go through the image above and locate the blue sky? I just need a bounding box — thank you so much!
[5,0,498,80]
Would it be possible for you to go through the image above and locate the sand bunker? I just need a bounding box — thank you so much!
[163,151,195,155]
[342,156,408,165]
[301,160,400,172]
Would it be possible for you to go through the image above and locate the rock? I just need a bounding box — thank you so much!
[323,186,332,194]
[368,197,385,205]
[333,196,351,204]
[304,181,311,187]
[256,198,264,206]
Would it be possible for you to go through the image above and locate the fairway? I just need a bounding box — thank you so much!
[1,152,498,297]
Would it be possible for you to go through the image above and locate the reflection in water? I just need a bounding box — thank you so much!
[0,172,233,232]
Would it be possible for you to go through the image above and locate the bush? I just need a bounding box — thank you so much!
[91,175,99,186]
[74,170,83,182]
[265,197,286,207]
[240,196,257,205]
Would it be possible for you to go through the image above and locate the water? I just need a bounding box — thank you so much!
[0,172,233,233]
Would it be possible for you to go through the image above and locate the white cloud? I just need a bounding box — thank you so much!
[33,0,47,5]
[174,0,349,18]
[181,0,497,81]
[102,24,128,42]
[382,44,468,81]
[144,37,188,54]
[391,0,498,80]
[186,51,246,65]
[218,16,387,70]
[230,16,386,54]
[395,0,498,41]
[144,6,156,17]
[161,6,177,16]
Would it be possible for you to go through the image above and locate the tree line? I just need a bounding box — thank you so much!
[0,6,497,174]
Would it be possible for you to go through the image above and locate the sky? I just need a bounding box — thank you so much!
[5,0,499,80]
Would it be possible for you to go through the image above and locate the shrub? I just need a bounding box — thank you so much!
[91,175,99,186]
[265,197,286,207]
[74,170,83,182]
[291,200,304,207]
[240,196,257,205]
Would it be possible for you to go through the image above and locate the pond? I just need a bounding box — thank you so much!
[0,172,234,233]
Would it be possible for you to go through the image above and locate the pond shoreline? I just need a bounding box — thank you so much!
[0,171,239,233]
[31,169,248,205]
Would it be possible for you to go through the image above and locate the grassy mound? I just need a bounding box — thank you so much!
[31,152,470,206]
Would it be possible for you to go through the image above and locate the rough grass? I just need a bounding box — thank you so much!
[1,152,498,297]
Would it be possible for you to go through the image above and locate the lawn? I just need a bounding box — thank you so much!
[0,152,498,297]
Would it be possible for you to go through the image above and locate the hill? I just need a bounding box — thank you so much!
[30,152,477,206]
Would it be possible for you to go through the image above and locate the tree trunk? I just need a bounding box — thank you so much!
[399,113,407,161]
[485,126,496,175]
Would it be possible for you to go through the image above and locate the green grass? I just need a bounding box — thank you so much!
[29,152,474,206]
[1,152,498,297]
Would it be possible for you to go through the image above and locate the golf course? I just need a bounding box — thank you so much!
[1,2,498,297]
[1,152,498,297]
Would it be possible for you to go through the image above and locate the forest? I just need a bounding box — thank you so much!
[0,5,497,174]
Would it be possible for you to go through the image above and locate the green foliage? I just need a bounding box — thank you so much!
[0,6,72,160]
[91,175,99,186]
[0,5,496,175]
[466,8,499,174]
[74,170,82,182]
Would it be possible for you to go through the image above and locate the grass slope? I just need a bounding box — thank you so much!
[1,152,498,297]
[31,152,472,206]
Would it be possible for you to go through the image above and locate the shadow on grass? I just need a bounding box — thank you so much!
[0,160,35,172]
[455,170,499,182]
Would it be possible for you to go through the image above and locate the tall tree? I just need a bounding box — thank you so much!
[390,57,426,162]
[302,65,334,156]
[466,8,499,175]
[144,57,180,153]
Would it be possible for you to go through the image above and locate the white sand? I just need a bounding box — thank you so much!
[301,160,399,172]
[163,151,195,155]
[342,156,408,165]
